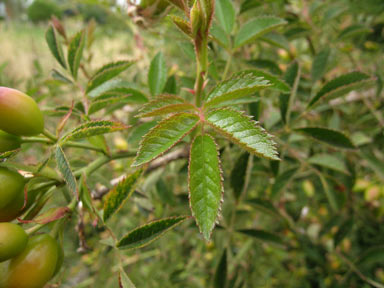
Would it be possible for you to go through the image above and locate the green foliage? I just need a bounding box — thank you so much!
[27,0,61,23]
[133,113,199,166]
[103,170,143,222]
[117,216,189,250]
[206,108,279,160]
[148,52,167,97]
[2,0,384,287]
[189,135,223,240]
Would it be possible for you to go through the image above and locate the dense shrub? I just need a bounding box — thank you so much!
[27,0,61,23]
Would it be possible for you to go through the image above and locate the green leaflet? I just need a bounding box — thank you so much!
[132,113,200,166]
[308,71,376,107]
[103,170,143,222]
[308,154,349,175]
[170,15,192,38]
[67,30,85,80]
[55,145,78,198]
[271,167,298,199]
[189,135,223,241]
[338,24,372,40]
[238,229,285,246]
[233,69,290,93]
[117,216,189,250]
[88,93,144,115]
[119,269,136,288]
[51,69,72,84]
[317,172,340,211]
[87,79,148,102]
[247,198,282,219]
[205,108,279,160]
[357,247,384,267]
[148,52,167,96]
[280,61,300,124]
[230,152,250,200]
[214,249,227,288]
[260,32,290,51]
[205,73,270,107]
[45,25,66,69]
[295,127,355,149]
[60,120,130,144]
[240,0,261,13]
[247,59,283,75]
[0,149,20,162]
[234,16,287,48]
[136,95,195,118]
[86,61,135,93]
[215,0,236,34]
[311,48,331,83]
[210,24,230,48]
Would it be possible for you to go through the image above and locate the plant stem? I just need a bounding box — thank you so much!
[22,137,105,153]
[194,38,208,107]
[73,151,137,178]
[222,52,232,81]
[65,141,106,153]
[21,137,52,144]
[42,128,58,142]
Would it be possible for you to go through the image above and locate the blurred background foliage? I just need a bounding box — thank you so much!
[0,0,383,287]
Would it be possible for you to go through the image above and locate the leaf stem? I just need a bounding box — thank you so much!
[73,151,137,178]
[222,52,232,81]
[65,141,106,154]
[42,128,58,142]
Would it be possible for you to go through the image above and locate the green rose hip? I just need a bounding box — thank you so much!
[0,167,25,222]
[0,130,21,153]
[0,223,28,262]
[0,234,60,288]
[0,87,44,136]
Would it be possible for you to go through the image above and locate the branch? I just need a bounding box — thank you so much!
[92,147,190,199]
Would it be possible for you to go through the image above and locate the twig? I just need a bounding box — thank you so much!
[92,147,189,199]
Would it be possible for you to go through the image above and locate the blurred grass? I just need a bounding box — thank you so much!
[0,20,136,87]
